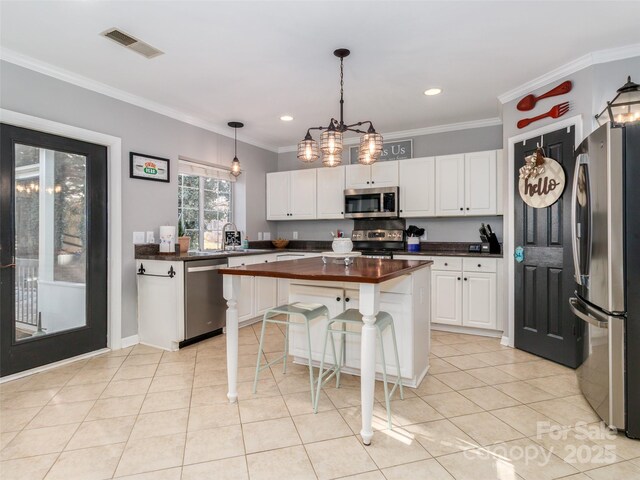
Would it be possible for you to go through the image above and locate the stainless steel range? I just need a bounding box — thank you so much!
[351,219,406,258]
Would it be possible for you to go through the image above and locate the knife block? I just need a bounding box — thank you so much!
[487,233,501,254]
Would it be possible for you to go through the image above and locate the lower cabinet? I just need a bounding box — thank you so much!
[228,252,321,323]
[228,254,277,322]
[395,255,503,332]
[431,270,462,326]
[462,271,497,329]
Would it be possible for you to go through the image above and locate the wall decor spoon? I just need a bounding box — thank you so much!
[517,81,572,111]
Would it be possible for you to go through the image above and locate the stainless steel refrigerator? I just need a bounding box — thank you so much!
[569,121,640,438]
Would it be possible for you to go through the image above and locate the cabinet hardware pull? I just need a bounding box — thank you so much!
[371,181,375,184]
[366,181,370,184]
[265,260,268,263]
[466,207,470,210]
[345,297,350,302]
[137,263,176,279]
[459,207,463,211]
[457,277,461,280]
[464,277,468,281]
[444,263,448,266]
[478,264,481,267]
[336,297,341,302]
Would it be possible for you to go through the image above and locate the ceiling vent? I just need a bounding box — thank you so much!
[101,28,164,59]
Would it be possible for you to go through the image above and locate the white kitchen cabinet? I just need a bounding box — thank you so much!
[428,255,500,331]
[431,270,463,326]
[345,164,372,189]
[316,166,345,219]
[371,161,399,187]
[399,157,435,217]
[462,271,496,329]
[435,154,465,216]
[266,169,316,220]
[345,161,398,189]
[266,171,290,220]
[228,254,277,320]
[465,150,497,215]
[435,150,497,217]
[136,260,185,351]
[290,169,317,219]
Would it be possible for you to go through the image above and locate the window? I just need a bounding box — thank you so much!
[178,169,232,251]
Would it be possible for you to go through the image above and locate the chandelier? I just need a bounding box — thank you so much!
[297,48,383,167]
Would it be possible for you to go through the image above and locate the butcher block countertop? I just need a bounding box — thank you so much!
[218,257,432,284]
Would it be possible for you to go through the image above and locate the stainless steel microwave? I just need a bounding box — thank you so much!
[344,187,399,219]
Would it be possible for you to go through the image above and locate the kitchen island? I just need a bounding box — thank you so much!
[219,256,432,445]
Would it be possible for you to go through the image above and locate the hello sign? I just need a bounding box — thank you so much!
[518,155,566,208]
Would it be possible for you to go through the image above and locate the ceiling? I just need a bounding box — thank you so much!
[1,1,639,151]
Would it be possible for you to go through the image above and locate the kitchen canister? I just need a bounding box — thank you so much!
[159,226,176,253]
[332,238,353,254]
[407,237,420,252]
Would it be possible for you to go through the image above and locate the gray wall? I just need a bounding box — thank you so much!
[500,55,639,342]
[0,61,278,338]
[275,124,505,242]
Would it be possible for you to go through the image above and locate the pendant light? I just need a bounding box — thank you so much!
[228,121,243,177]
[296,48,383,167]
[595,76,640,126]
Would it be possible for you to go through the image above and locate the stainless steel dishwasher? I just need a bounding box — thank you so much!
[182,257,228,346]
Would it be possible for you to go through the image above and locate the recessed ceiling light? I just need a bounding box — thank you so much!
[280,115,294,122]
[424,88,442,96]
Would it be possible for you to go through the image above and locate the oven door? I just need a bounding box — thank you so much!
[344,187,398,219]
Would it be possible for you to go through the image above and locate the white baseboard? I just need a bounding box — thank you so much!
[121,334,140,349]
[0,348,110,383]
[501,335,513,347]
[431,324,502,338]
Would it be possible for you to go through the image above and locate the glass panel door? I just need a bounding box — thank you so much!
[1,124,107,376]
[14,144,88,340]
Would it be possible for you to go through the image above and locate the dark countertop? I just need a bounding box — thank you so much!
[395,251,504,259]
[218,257,433,284]
[134,241,504,262]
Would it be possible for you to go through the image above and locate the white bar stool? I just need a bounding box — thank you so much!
[253,302,330,407]
[314,308,404,428]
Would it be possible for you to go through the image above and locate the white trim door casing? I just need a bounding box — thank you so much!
[505,115,582,348]
[0,108,123,350]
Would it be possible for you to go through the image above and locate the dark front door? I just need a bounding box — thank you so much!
[514,125,584,368]
[0,124,108,376]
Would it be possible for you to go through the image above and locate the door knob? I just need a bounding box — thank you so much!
[0,264,15,269]
[514,246,524,263]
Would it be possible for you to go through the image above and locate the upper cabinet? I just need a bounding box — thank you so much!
[266,169,316,220]
[399,157,435,218]
[345,161,398,189]
[266,150,500,221]
[316,166,345,219]
[464,150,497,216]
[435,150,497,216]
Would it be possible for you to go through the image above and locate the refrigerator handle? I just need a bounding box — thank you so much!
[571,156,583,285]
[569,297,609,329]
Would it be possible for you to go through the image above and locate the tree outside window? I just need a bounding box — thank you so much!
[178,174,232,251]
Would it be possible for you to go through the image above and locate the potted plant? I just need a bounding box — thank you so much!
[178,218,190,253]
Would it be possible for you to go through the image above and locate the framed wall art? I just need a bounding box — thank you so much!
[130,152,170,182]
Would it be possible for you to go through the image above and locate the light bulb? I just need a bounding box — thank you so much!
[305,145,312,160]
[368,138,376,155]
[328,137,335,153]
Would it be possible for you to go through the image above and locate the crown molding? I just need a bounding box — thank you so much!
[498,43,640,104]
[0,48,280,153]
[277,117,503,153]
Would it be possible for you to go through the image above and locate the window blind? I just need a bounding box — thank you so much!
[178,158,236,182]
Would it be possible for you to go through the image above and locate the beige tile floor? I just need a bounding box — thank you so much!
[2,326,640,480]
